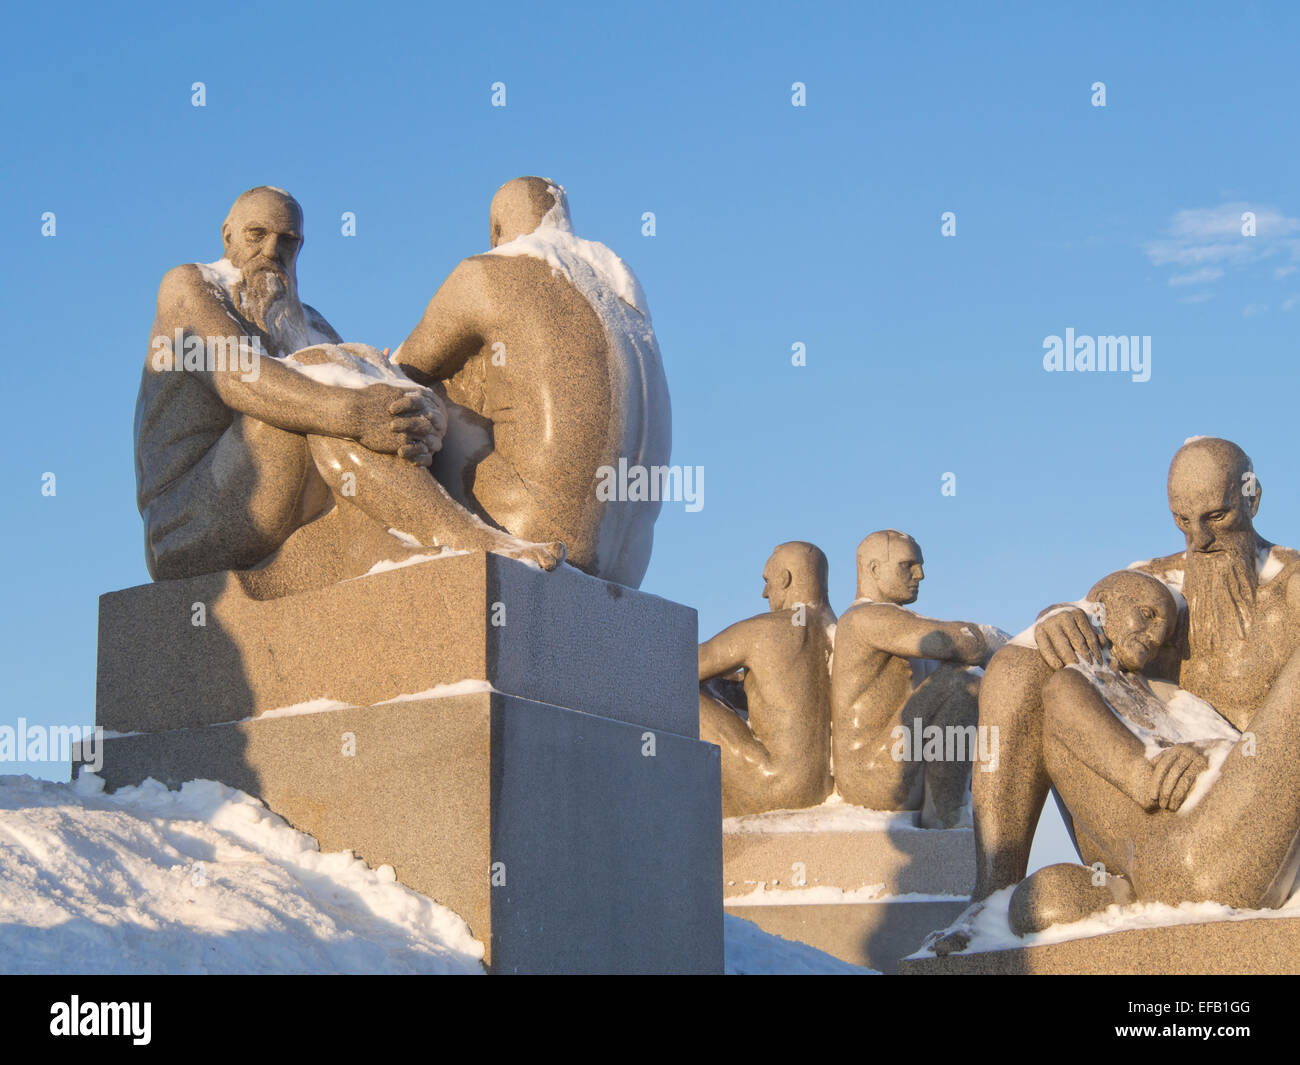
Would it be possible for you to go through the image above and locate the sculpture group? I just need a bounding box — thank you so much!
[701,437,1300,950]
[135,178,671,599]
[131,181,1300,960]
[699,532,1002,827]
[953,436,1300,946]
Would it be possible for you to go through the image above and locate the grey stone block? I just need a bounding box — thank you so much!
[900,916,1300,974]
[723,819,974,898]
[93,691,722,974]
[726,900,969,975]
[95,552,698,738]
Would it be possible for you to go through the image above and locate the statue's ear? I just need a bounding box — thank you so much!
[779,570,792,590]
[221,222,233,252]
[1250,480,1262,518]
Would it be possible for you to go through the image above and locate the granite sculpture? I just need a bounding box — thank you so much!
[135,185,571,598]
[832,531,1000,828]
[938,437,1300,951]
[396,177,672,589]
[114,182,721,972]
[697,542,836,816]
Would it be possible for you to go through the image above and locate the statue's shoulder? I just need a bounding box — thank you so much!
[1130,551,1186,579]
[157,262,205,297]
[156,262,232,315]
[454,253,499,281]
[1264,546,1300,595]
[426,255,500,306]
[837,600,905,633]
[1267,543,1300,567]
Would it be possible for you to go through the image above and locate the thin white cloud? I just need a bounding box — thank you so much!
[1282,295,1299,312]
[1144,202,1300,278]
[1243,302,1268,316]
[1169,267,1224,286]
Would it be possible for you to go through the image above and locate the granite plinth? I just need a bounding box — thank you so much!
[723,812,975,898]
[92,691,723,974]
[726,900,968,974]
[721,808,974,972]
[900,916,1300,974]
[96,552,697,737]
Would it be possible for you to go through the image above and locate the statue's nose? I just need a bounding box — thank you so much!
[1189,524,1215,552]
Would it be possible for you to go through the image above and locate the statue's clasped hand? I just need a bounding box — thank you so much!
[350,384,447,468]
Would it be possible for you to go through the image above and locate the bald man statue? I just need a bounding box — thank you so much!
[935,437,1300,952]
[135,186,563,594]
[697,543,836,817]
[396,177,672,588]
[832,531,999,828]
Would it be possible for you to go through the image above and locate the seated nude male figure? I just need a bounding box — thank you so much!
[1044,570,1241,822]
[832,531,1000,828]
[698,543,836,817]
[135,186,561,595]
[395,177,672,588]
[938,438,1300,951]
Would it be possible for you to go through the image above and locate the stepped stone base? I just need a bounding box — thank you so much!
[727,899,968,974]
[722,808,975,972]
[90,554,722,974]
[724,813,974,898]
[901,915,1300,974]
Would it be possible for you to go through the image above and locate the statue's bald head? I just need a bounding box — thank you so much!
[857,530,924,605]
[1167,437,1260,554]
[221,186,303,277]
[489,177,571,248]
[1087,570,1177,671]
[762,541,829,612]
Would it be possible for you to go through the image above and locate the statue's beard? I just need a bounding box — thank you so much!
[234,265,310,356]
[1184,532,1258,654]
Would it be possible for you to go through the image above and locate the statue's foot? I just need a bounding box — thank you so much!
[1008,862,1134,936]
[474,529,566,572]
[923,899,985,956]
[931,928,971,956]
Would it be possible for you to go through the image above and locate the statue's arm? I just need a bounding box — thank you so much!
[395,259,489,382]
[849,604,987,665]
[699,616,769,681]
[151,270,418,449]
[154,266,363,439]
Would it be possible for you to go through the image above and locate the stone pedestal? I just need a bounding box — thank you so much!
[91,553,723,974]
[721,807,974,973]
[900,915,1300,974]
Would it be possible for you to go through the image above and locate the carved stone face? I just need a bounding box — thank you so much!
[1168,448,1256,557]
[1168,441,1261,651]
[761,555,793,612]
[874,541,924,605]
[1101,579,1175,671]
[223,190,303,284]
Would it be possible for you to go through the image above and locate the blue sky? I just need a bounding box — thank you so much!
[3,2,1298,865]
